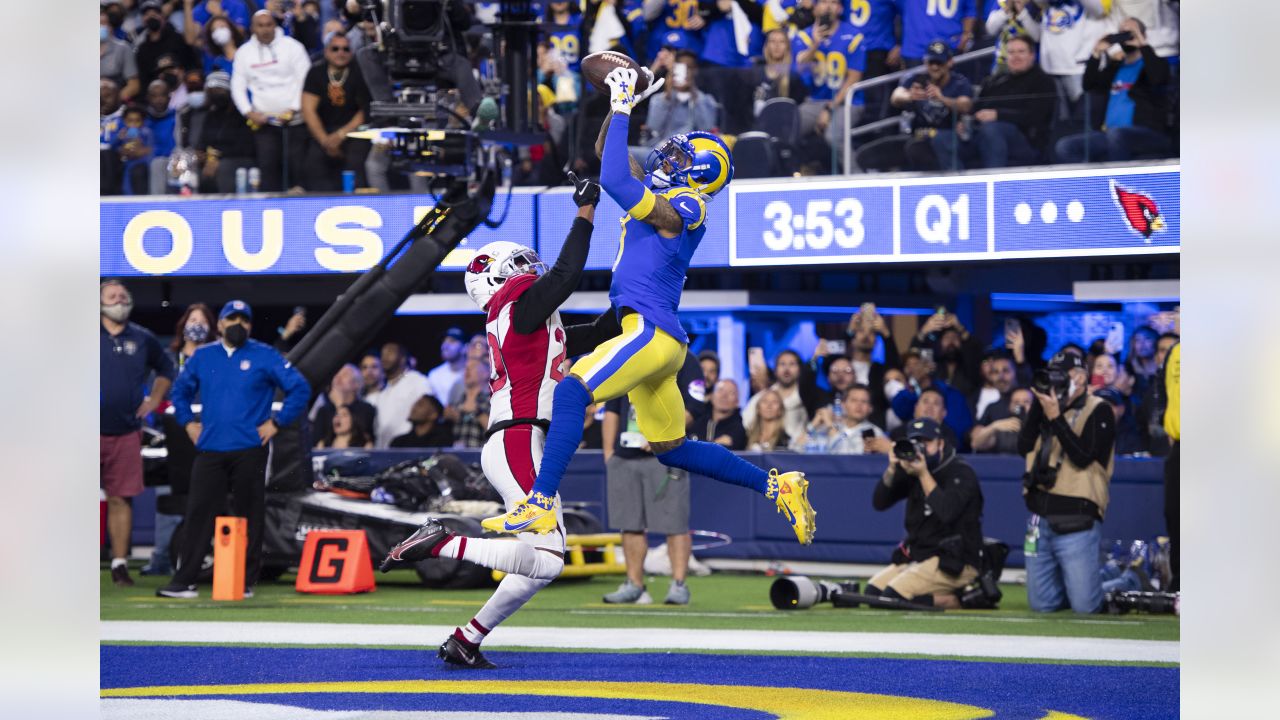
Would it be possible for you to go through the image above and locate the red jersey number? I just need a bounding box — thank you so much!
[487,332,508,393]
[550,327,567,382]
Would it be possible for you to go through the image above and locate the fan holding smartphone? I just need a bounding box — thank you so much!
[795,385,886,455]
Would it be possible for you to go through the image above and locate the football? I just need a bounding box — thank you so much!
[580,51,650,95]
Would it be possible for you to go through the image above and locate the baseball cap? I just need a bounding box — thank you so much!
[1046,351,1084,372]
[924,40,953,63]
[905,417,943,441]
[139,0,165,13]
[443,327,466,343]
[219,300,253,321]
[205,71,231,90]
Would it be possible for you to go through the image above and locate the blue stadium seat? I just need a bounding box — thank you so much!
[732,132,778,179]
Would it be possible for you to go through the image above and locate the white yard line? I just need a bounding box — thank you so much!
[101,621,1177,664]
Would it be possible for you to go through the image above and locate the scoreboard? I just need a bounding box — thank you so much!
[100,163,1178,277]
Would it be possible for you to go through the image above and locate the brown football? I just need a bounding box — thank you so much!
[580,51,650,94]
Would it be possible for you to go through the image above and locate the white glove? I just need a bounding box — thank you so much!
[636,67,665,105]
[605,67,639,115]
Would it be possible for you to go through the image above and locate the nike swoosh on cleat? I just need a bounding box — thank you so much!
[504,517,539,533]
[780,503,796,525]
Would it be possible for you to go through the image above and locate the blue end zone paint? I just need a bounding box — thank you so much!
[102,646,1179,720]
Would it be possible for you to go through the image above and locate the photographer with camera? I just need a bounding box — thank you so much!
[868,417,984,609]
[1017,351,1116,614]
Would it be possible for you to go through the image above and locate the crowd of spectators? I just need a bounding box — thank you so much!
[100,1,1180,195]
[720,303,1180,462]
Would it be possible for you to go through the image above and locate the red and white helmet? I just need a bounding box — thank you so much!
[464,240,547,310]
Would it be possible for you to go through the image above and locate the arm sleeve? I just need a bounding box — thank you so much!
[511,217,594,335]
[1082,55,1109,93]
[924,465,978,525]
[148,335,177,380]
[600,113,656,219]
[1016,398,1046,455]
[272,356,313,427]
[872,467,909,510]
[1050,402,1116,469]
[231,50,252,115]
[170,353,198,427]
[1139,45,1170,87]
[565,309,623,358]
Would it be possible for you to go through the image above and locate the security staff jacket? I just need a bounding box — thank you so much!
[170,339,310,452]
[872,453,984,572]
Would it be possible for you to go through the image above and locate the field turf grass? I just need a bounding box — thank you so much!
[101,566,1178,645]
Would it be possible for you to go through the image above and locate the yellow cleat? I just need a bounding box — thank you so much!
[769,469,816,545]
[481,498,558,535]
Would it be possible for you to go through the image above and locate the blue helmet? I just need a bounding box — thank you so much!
[643,131,734,197]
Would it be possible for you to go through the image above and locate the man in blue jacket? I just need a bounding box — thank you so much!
[157,300,310,598]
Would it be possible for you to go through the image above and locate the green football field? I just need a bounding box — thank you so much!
[101,566,1179,648]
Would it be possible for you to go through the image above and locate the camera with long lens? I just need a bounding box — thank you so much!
[1104,590,1179,615]
[1032,367,1069,395]
[770,576,851,610]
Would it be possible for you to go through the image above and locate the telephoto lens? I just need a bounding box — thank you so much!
[769,576,844,610]
[893,439,918,461]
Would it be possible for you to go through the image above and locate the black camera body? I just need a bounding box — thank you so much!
[893,438,921,462]
[1104,30,1135,45]
[1032,368,1069,394]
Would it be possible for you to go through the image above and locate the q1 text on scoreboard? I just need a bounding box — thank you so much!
[728,162,1179,266]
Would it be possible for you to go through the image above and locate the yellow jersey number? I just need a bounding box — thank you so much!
[848,0,871,27]
[549,33,579,66]
[665,0,701,29]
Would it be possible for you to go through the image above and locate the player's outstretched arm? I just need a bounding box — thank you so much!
[510,173,601,335]
[594,115,646,180]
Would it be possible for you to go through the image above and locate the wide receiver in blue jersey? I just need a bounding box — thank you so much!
[482,65,817,545]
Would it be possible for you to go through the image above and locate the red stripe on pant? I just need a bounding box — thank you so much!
[503,425,538,494]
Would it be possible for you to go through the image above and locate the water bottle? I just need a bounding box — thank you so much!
[235,167,248,195]
[248,167,261,193]
[832,396,844,423]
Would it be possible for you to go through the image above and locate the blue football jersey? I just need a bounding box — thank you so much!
[609,186,707,344]
[646,0,706,61]
[898,0,976,60]
[791,21,868,102]
[848,0,900,51]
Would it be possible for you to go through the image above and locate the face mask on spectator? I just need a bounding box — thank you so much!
[102,301,132,323]
[144,16,163,32]
[884,378,905,402]
[212,26,232,46]
[223,324,248,348]
[184,323,210,343]
[100,26,109,42]
[162,72,180,90]
[107,8,124,27]
[186,91,206,110]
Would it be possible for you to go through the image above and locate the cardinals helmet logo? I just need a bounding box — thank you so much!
[1111,180,1166,241]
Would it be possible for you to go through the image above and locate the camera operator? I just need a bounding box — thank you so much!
[868,418,984,609]
[1017,352,1116,614]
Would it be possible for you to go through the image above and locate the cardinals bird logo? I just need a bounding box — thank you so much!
[1111,180,1166,241]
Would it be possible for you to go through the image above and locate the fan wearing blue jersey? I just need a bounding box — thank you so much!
[482,65,817,546]
[542,0,585,73]
[792,0,867,157]
[898,0,977,66]
[646,0,708,61]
